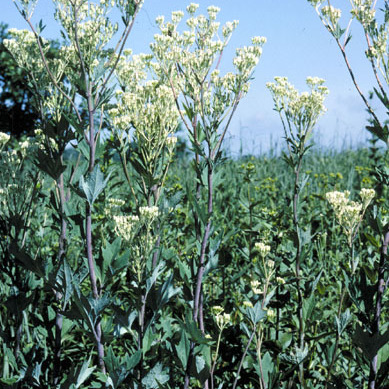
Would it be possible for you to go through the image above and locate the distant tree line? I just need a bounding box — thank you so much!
[0,23,61,138]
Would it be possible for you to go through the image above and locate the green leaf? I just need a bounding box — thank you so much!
[364,233,380,249]
[0,377,19,384]
[335,309,351,336]
[302,295,316,323]
[280,346,308,365]
[175,331,190,369]
[9,242,45,279]
[35,148,67,180]
[143,326,154,356]
[256,352,273,386]
[193,354,210,384]
[151,273,180,314]
[75,360,95,388]
[279,332,293,351]
[246,301,266,325]
[66,288,95,335]
[142,363,169,389]
[62,357,96,389]
[104,347,130,388]
[310,269,323,296]
[79,166,111,205]
[125,350,141,371]
[146,261,165,294]
[179,315,210,345]
[100,237,124,285]
[63,112,84,137]
[104,346,120,374]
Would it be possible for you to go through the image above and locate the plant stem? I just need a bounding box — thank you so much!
[324,281,347,388]
[53,171,67,385]
[210,328,223,389]
[256,327,266,389]
[232,327,256,389]
[368,229,389,388]
[184,164,213,389]
[292,156,305,387]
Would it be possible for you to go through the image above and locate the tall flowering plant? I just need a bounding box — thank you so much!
[267,76,328,386]
[151,4,266,387]
[105,50,181,383]
[9,0,143,382]
[308,2,389,387]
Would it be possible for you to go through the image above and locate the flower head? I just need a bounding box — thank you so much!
[113,215,139,241]
[0,132,10,147]
[255,242,271,257]
[326,188,375,246]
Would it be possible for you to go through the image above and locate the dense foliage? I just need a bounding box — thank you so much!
[0,1,388,388]
[1,134,388,388]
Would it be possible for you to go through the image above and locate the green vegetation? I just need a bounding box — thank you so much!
[1,134,387,388]
[0,0,388,388]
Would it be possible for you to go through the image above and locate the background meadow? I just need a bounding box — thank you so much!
[0,1,388,388]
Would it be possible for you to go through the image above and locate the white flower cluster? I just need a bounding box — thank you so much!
[326,188,375,245]
[374,29,388,57]
[113,214,139,241]
[187,3,199,15]
[267,76,329,139]
[4,29,47,76]
[108,198,126,207]
[222,20,239,38]
[4,28,71,123]
[106,198,126,215]
[321,5,342,26]
[250,279,263,295]
[233,39,265,79]
[150,5,266,131]
[54,0,119,74]
[166,136,178,149]
[111,52,179,168]
[360,188,376,206]
[0,132,10,147]
[254,241,271,257]
[351,0,376,27]
[113,206,159,240]
[212,305,231,329]
[139,206,159,223]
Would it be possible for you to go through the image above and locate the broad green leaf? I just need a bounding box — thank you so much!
[280,346,308,365]
[143,326,154,356]
[335,309,351,336]
[125,350,141,371]
[175,331,190,369]
[142,363,169,389]
[9,242,45,279]
[246,301,266,325]
[62,357,96,389]
[302,295,316,323]
[256,352,273,386]
[146,261,165,294]
[35,148,66,180]
[193,354,210,384]
[279,332,293,351]
[104,346,119,374]
[178,315,210,345]
[75,359,96,388]
[79,166,111,205]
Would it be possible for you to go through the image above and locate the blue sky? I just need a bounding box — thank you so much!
[2,0,379,154]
